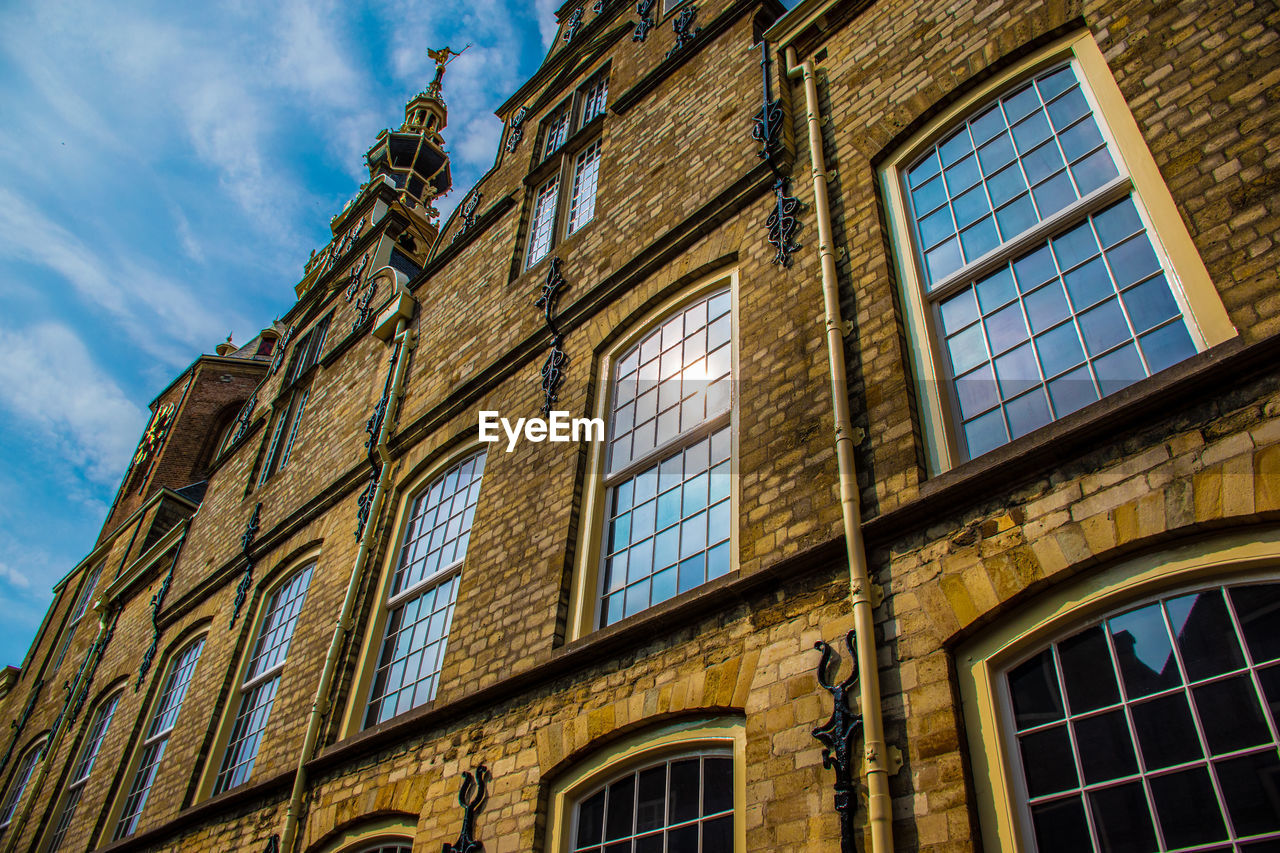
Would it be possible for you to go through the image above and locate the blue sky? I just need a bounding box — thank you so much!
[0,0,560,667]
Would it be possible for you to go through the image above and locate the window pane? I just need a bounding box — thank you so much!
[569,141,602,234]
[1149,767,1228,848]
[393,453,486,595]
[1030,796,1092,853]
[1087,782,1157,853]
[527,176,560,266]
[1058,628,1120,714]
[1230,583,1280,663]
[365,578,459,726]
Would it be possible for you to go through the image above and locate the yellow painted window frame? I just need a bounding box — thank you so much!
[544,716,747,853]
[956,526,1280,851]
[317,815,417,853]
[879,31,1236,474]
[566,267,741,642]
[338,442,487,738]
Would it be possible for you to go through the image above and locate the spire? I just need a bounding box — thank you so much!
[366,45,469,221]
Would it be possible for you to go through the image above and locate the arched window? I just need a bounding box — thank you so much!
[362,450,486,727]
[595,285,734,629]
[213,563,314,793]
[881,33,1234,470]
[0,737,46,829]
[1001,579,1280,851]
[114,634,205,839]
[47,690,121,850]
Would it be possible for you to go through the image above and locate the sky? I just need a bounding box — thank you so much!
[0,0,562,667]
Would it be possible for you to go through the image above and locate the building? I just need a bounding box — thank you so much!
[1,0,1277,850]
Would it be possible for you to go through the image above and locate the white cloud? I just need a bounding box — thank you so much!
[0,323,147,486]
[0,564,31,591]
[536,0,561,47]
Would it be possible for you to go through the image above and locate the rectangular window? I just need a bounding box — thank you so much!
[543,103,571,160]
[50,562,104,675]
[0,741,44,828]
[364,452,485,727]
[48,693,120,850]
[213,565,313,794]
[883,37,1234,470]
[528,176,561,266]
[600,289,734,627]
[284,315,330,386]
[580,73,609,127]
[258,388,310,485]
[569,142,602,235]
[114,636,205,840]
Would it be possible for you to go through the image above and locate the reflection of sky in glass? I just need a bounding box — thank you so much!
[1109,603,1174,675]
[1166,593,1197,638]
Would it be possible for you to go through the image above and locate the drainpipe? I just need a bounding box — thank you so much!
[279,315,415,853]
[785,45,894,853]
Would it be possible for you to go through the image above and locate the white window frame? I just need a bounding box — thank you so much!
[524,68,610,269]
[957,528,1280,852]
[112,635,205,840]
[349,449,487,731]
[210,564,314,795]
[568,270,739,641]
[49,562,104,676]
[880,32,1235,473]
[46,691,121,851]
[0,737,45,829]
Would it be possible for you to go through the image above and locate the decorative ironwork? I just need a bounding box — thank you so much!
[68,615,114,725]
[264,834,280,853]
[442,765,490,853]
[270,326,295,375]
[137,546,181,690]
[564,6,584,41]
[665,4,700,58]
[534,258,570,416]
[228,502,262,629]
[355,474,378,540]
[354,277,379,331]
[633,0,654,41]
[365,395,388,469]
[0,678,43,774]
[454,190,483,242]
[812,630,864,853]
[766,177,801,266]
[506,107,528,153]
[231,392,257,444]
[593,0,604,11]
[751,39,782,162]
[344,253,372,302]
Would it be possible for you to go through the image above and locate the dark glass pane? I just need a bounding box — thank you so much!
[605,775,635,840]
[1025,281,1070,334]
[1106,235,1161,288]
[1049,366,1098,416]
[1231,583,1280,663]
[977,266,1018,313]
[953,184,992,227]
[1122,276,1179,333]
[1167,590,1245,681]
[1215,750,1280,836]
[1131,692,1202,769]
[1063,258,1114,311]
[702,815,733,853]
[703,757,733,814]
[1241,841,1280,853]
[667,824,699,853]
[1194,675,1271,755]
[669,759,700,825]
[577,790,606,847]
[1149,766,1228,848]
[1009,649,1064,730]
[636,765,667,832]
[1035,322,1086,379]
[1007,389,1053,439]
[964,409,1008,457]
[996,193,1038,240]
[1094,198,1144,248]
[987,162,1028,206]
[1259,665,1280,726]
[1058,626,1120,713]
[1139,322,1195,374]
[956,364,1000,420]
[1014,245,1058,291]
[1094,344,1144,395]
[1030,796,1092,853]
[1020,725,1079,797]
[605,843,629,853]
[1074,710,1137,784]
[635,833,663,853]
[1079,299,1132,357]
[1088,782,1158,853]
[995,343,1039,399]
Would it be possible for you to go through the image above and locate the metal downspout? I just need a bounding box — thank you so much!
[279,316,415,853]
[785,45,894,853]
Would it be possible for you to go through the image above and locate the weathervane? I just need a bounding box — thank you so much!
[426,44,471,99]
